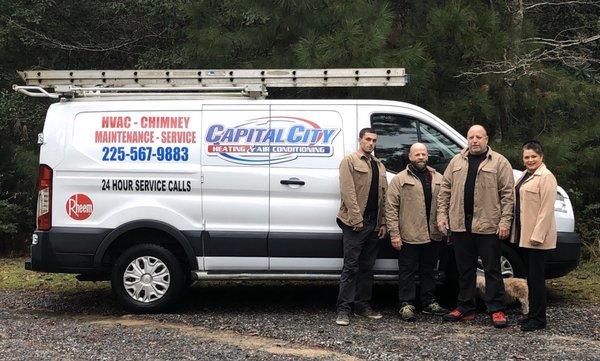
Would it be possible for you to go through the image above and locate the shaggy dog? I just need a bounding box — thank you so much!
[476,275,529,315]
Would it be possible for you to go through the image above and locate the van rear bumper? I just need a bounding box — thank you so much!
[26,228,110,274]
[545,231,581,279]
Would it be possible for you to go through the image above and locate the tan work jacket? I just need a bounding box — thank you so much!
[386,165,443,244]
[437,147,515,234]
[337,151,387,228]
[511,164,557,250]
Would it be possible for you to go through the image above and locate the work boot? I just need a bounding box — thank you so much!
[422,302,449,316]
[399,304,416,322]
[491,311,508,328]
[442,308,475,322]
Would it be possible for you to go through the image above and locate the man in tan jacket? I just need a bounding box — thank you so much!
[335,127,388,326]
[386,143,449,321]
[437,125,514,328]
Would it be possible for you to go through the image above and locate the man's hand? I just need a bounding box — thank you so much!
[352,222,364,232]
[530,239,543,246]
[497,226,510,239]
[437,219,448,235]
[378,225,387,238]
[391,237,402,250]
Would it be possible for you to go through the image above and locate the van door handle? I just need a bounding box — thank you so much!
[280,179,305,186]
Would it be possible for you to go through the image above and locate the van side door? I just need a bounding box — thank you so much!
[201,104,270,271]
[268,105,351,271]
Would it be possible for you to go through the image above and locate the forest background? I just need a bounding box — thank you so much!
[0,0,598,257]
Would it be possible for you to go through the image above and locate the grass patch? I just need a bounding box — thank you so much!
[0,258,108,291]
[547,259,600,304]
[1,257,598,305]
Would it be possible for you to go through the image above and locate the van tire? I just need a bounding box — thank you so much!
[500,243,526,279]
[111,243,184,313]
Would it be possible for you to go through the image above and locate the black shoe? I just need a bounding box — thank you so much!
[422,302,449,316]
[517,317,530,326]
[354,306,382,319]
[335,313,350,326]
[520,320,546,332]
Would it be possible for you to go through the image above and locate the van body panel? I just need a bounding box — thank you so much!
[26,98,580,281]
[49,106,202,234]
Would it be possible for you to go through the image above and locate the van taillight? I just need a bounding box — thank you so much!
[37,164,52,231]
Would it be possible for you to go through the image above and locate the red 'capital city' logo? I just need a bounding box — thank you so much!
[66,194,93,220]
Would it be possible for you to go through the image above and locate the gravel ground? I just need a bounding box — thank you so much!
[0,281,598,360]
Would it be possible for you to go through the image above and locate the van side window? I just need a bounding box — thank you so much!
[370,114,419,173]
[419,122,462,173]
[371,113,462,174]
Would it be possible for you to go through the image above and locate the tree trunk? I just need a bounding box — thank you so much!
[496,0,524,143]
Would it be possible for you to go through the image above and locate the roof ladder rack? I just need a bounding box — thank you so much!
[13,68,408,99]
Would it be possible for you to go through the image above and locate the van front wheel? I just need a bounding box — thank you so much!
[111,243,184,313]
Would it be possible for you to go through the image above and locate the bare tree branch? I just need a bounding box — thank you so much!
[524,0,600,10]
[1,17,167,53]
[555,25,596,39]
[456,42,599,78]
[522,34,600,48]
[456,2,599,81]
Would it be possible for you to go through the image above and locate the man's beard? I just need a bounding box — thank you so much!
[411,161,427,170]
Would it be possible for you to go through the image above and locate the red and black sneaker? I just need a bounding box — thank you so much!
[491,311,508,328]
[442,308,475,322]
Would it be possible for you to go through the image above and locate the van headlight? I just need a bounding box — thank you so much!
[555,193,568,213]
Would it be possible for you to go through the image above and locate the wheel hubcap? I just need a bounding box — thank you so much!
[499,256,514,278]
[477,256,514,278]
[123,256,170,303]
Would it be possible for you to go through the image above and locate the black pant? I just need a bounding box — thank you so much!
[336,217,380,314]
[523,248,548,324]
[453,231,506,313]
[397,241,440,306]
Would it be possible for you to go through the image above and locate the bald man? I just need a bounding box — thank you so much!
[386,143,448,321]
[437,125,515,328]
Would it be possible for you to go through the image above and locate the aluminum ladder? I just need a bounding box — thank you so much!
[13,68,409,99]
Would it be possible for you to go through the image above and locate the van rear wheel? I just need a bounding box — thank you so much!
[111,243,184,313]
[476,243,526,279]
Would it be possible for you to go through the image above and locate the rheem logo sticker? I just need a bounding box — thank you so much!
[66,194,93,220]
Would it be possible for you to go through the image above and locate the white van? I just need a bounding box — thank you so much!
[17,69,580,312]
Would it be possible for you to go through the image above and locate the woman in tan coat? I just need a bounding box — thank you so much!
[512,140,557,331]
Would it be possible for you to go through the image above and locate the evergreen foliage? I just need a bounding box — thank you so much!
[0,0,598,255]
